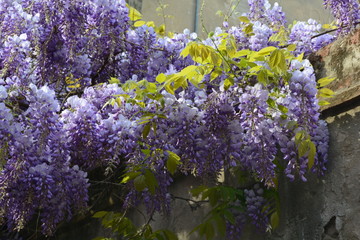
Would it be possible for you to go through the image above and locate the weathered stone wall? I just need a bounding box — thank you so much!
[267,28,360,240]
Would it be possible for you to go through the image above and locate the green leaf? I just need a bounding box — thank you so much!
[238,16,250,23]
[286,44,296,52]
[319,100,330,106]
[270,211,280,229]
[134,175,147,191]
[156,73,167,83]
[267,98,276,108]
[204,221,215,240]
[319,88,335,98]
[121,171,142,184]
[134,20,146,27]
[307,140,316,169]
[109,77,120,84]
[142,123,151,139]
[243,24,253,34]
[146,82,157,93]
[190,185,208,197]
[295,130,306,144]
[93,211,108,219]
[179,65,197,76]
[257,46,277,56]
[144,169,158,194]
[318,77,335,88]
[223,209,235,224]
[213,214,226,237]
[166,150,181,175]
[269,49,287,73]
[127,5,142,21]
[278,104,288,114]
[162,229,178,240]
[298,140,308,157]
[234,49,251,58]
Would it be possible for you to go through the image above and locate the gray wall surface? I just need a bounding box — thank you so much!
[138,0,333,35]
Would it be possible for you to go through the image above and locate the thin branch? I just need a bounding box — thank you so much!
[311,21,360,39]
[89,180,123,187]
[171,194,208,204]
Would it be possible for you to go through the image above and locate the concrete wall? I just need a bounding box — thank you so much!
[135,0,333,36]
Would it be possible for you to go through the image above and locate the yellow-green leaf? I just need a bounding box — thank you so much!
[270,211,280,229]
[319,100,330,106]
[319,88,335,98]
[142,123,151,139]
[257,46,277,56]
[238,16,250,23]
[234,49,251,58]
[287,44,296,52]
[93,211,108,219]
[134,175,147,192]
[156,73,167,83]
[307,140,316,169]
[318,77,335,88]
[269,49,287,73]
[128,5,142,21]
[134,20,146,27]
[166,151,181,175]
[244,24,253,34]
[109,77,120,84]
[144,169,158,194]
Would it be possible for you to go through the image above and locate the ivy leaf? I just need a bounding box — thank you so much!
[166,151,181,175]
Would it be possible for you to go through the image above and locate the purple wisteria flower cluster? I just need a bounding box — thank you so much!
[324,0,360,33]
[0,0,344,238]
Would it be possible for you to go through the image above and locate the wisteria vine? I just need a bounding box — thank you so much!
[0,0,357,238]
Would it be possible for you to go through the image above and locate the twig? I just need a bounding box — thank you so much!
[171,194,208,204]
[311,21,360,39]
[89,180,123,187]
